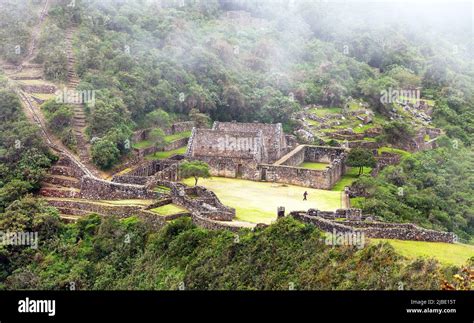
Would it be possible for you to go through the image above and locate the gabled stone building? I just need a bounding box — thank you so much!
[186,121,289,179]
[186,121,347,189]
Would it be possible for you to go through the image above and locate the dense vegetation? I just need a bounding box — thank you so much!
[0,77,54,213]
[1,215,468,290]
[353,140,474,243]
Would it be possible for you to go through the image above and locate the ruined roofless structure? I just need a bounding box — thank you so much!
[186,121,289,179]
[186,121,347,189]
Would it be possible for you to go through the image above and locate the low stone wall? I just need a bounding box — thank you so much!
[266,145,346,189]
[291,212,356,234]
[20,84,56,94]
[277,145,305,166]
[132,129,149,143]
[50,199,167,229]
[112,175,149,185]
[371,152,401,176]
[289,211,456,243]
[39,188,80,199]
[150,180,236,221]
[55,154,88,178]
[49,165,77,178]
[347,141,382,149]
[122,159,178,177]
[80,176,158,200]
[43,175,81,189]
[192,214,241,232]
[196,155,260,180]
[166,121,195,135]
[163,137,189,151]
[134,146,159,158]
[258,159,345,190]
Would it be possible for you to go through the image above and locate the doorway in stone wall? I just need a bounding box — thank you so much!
[218,163,225,177]
[260,168,267,181]
[236,164,243,178]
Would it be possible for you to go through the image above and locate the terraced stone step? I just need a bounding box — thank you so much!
[57,207,92,217]
[39,186,81,198]
[59,214,82,223]
[49,165,77,177]
[43,197,156,218]
[11,75,43,80]
[43,174,81,189]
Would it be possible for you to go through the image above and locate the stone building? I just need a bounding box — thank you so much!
[186,121,290,179]
[186,121,348,189]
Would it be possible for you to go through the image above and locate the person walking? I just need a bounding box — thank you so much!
[303,191,308,201]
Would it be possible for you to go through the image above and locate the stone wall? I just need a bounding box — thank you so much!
[47,199,166,229]
[347,141,382,149]
[276,145,305,166]
[276,145,346,166]
[20,84,56,94]
[80,176,158,200]
[193,155,260,180]
[111,175,149,185]
[151,180,236,221]
[121,159,179,177]
[132,129,149,143]
[192,214,241,232]
[371,152,401,176]
[212,121,286,162]
[290,210,456,243]
[166,121,195,135]
[257,164,334,189]
[259,145,347,189]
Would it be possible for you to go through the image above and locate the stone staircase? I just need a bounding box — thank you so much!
[65,26,92,166]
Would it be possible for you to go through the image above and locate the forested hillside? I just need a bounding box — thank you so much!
[0,0,473,290]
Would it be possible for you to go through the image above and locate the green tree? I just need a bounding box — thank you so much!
[346,148,377,175]
[179,160,210,186]
[91,139,120,170]
[144,109,171,129]
[189,108,211,129]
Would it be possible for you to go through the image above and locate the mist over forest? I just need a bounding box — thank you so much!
[0,0,473,293]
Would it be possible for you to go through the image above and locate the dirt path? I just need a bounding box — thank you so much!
[25,0,50,63]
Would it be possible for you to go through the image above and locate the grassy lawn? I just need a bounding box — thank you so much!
[150,203,188,216]
[353,123,375,134]
[308,107,342,117]
[32,93,56,101]
[132,140,153,149]
[133,131,190,149]
[350,197,365,208]
[145,146,187,160]
[331,167,372,191]
[298,162,329,170]
[372,239,474,266]
[164,131,191,143]
[154,185,171,193]
[182,177,342,224]
[399,95,435,106]
[378,146,412,158]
